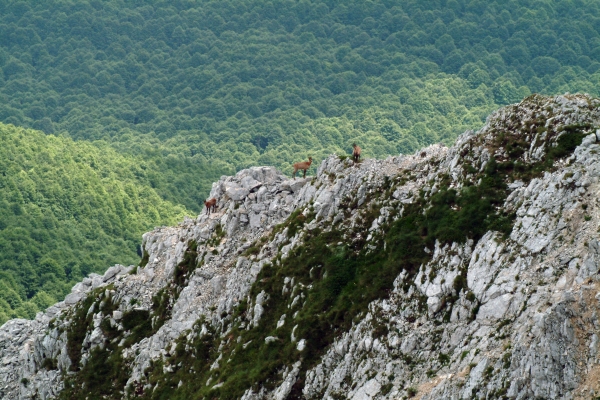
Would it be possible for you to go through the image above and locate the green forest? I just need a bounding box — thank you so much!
[0,123,189,324]
[1,0,600,321]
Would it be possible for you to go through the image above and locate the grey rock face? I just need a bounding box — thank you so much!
[300,94,600,400]
[2,94,600,400]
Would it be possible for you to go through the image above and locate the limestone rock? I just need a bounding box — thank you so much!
[2,95,600,400]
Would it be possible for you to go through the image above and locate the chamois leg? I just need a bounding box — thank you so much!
[303,169,306,178]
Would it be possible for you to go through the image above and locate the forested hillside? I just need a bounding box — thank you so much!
[1,0,600,322]
[0,123,189,324]
[1,0,599,210]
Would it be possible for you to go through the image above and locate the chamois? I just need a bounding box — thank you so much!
[352,143,361,163]
[292,157,313,179]
[204,198,217,215]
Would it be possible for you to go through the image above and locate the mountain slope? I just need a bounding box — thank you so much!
[1,94,599,399]
[0,123,190,324]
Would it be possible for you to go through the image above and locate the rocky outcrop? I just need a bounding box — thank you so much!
[2,94,600,399]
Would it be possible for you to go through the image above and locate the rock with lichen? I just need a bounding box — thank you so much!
[2,94,600,400]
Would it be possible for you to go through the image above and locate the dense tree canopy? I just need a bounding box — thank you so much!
[0,123,189,323]
[1,0,600,320]
[1,0,599,210]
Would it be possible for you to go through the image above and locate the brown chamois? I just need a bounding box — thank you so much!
[352,143,361,163]
[292,157,313,179]
[204,198,217,215]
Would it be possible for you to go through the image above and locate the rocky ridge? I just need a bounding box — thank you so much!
[1,94,600,399]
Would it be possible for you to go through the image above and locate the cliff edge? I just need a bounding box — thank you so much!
[2,94,600,399]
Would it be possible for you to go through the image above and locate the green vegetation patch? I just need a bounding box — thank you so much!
[133,319,218,398]
[121,309,152,347]
[417,158,514,245]
[62,285,131,399]
[151,241,200,333]
[61,346,130,400]
[61,280,162,398]
[66,293,96,371]
[491,116,589,183]
[0,123,189,324]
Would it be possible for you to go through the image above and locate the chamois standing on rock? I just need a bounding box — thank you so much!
[204,198,217,215]
[293,157,312,179]
[352,143,361,163]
